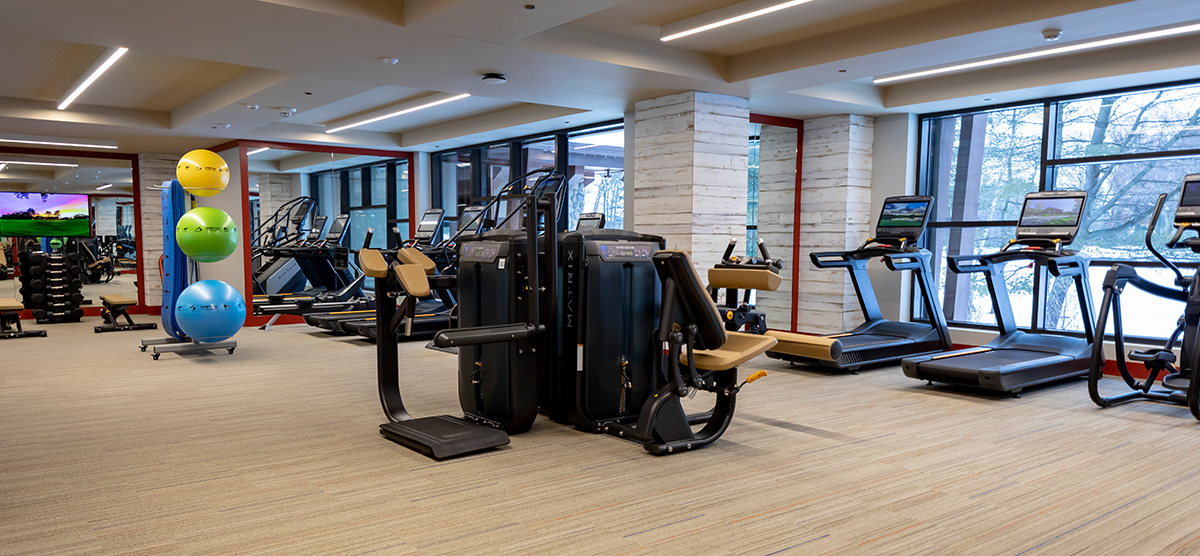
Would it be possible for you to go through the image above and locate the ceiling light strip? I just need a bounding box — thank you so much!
[58,47,129,110]
[325,93,472,134]
[661,0,814,42]
[0,161,80,168]
[0,138,118,149]
[246,147,270,156]
[874,22,1200,84]
[96,184,113,190]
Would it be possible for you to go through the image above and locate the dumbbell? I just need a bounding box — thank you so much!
[31,309,46,320]
[71,292,84,305]
[27,265,44,276]
[28,252,46,264]
[17,251,30,264]
[66,252,81,263]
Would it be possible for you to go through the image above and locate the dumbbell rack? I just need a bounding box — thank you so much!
[18,251,86,324]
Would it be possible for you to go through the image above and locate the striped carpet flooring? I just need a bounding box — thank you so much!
[3,321,1200,555]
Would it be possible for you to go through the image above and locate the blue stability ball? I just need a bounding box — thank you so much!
[175,280,246,343]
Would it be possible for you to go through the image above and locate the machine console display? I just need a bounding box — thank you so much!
[461,242,503,263]
[325,214,348,240]
[577,212,605,231]
[457,207,486,233]
[415,208,445,241]
[875,195,933,240]
[597,242,656,261]
[1015,191,1087,243]
[1175,173,1200,224]
[305,216,328,240]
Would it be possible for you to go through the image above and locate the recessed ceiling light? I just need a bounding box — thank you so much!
[382,57,399,66]
[325,93,471,133]
[243,104,260,110]
[0,160,79,168]
[524,4,535,9]
[58,47,129,110]
[212,123,231,129]
[661,0,816,42]
[0,137,118,149]
[875,22,1200,84]
[247,147,270,156]
[96,183,113,190]
[482,73,507,84]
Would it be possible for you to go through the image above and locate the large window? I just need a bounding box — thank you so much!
[919,80,1200,339]
[309,159,410,249]
[431,121,624,232]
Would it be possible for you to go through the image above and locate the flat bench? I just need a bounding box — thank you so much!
[1,298,46,339]
[95,295,157,334]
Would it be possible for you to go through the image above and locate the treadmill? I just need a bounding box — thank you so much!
[252,215,327,296]
[902,190,1095,395]
[765,196,951,371]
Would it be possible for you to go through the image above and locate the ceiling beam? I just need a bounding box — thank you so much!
[276,151,358,172]
[0,96,169,129]
[516,25,728,82]
[171,68,296,129]
[399,103,589,148]
[252,0,403,25]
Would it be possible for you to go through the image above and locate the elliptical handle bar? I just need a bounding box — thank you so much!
[1148,193,1185,284]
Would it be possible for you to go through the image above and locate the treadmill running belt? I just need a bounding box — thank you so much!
[837,334,916,349]
[919,349,1074,382]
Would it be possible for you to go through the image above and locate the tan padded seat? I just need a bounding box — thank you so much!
[765,330,842,361]
[0,298,23,311]
[708,267,782,292]
[684,331,777,371]
[394,265,431,298]
[360,249,389,278]
[397,248,437,275]
[99,295,136,306]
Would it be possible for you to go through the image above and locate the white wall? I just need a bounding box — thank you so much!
[869,114,920,322]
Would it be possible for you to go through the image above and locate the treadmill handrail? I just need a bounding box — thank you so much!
[882,250,931,272]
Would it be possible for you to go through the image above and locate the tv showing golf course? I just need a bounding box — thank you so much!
[0,192,90,237]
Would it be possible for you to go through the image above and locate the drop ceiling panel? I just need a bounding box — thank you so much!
[404,0,626,44]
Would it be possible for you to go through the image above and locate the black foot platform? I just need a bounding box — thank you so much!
[380,416,509,460]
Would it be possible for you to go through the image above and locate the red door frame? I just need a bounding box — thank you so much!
[206,139,416,318]
[0,146,146,317]
[749,114,804,333]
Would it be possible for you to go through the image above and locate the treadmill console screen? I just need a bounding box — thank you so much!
[417,219,440,234]
[874,195,933,240]
[1016,191,1087,243]
[577,212,605,231]
[1176,174,1200,223]
[326,216,347,238]
[458,208,485,233]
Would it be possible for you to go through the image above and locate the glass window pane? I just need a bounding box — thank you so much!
[747,123,761,258]
[923,105,1043,223]
[371,165,387,207]
[396,161,410,220]
[567,126,624,230]
[316,172,339,218]
[924,226,1022,326]
[348,208,386,253]
[439,152,470,218]
[348,171,362,207]
[1051,158,1200,263]
[1055,84,1200,159]
[483,144,511,195]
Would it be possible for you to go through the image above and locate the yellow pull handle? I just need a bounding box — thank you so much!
[746,370,767,383]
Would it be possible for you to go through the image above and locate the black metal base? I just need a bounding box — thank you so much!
[94,322,157,334]
[379,416,510,460]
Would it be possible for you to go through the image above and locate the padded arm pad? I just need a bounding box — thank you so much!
[360,249,389,278]
[395,264,431,298]
[708,267,782,292]
[397,248,438,275]
[765,330,843,361]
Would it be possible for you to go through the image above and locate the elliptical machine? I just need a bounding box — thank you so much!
[1089,174,1200,418]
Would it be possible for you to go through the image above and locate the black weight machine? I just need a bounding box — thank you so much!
[1089,174,1200,417]
[708,238,783,335]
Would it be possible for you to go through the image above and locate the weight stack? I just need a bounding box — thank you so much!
[19,251,85,324]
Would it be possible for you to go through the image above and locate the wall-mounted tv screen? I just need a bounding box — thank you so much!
[0,192,91,237]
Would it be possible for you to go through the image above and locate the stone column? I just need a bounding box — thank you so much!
[254,173,295,223]
[633,91,749,278]
[137,153,178,307]
[755,124,799,330]
[798,115,874,333]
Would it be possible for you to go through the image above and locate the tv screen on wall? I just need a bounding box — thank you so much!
[0,192,91,237]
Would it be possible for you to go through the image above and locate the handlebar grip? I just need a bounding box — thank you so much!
[947,255,989,274]
[756,238,772,261]
[722,240,736,262]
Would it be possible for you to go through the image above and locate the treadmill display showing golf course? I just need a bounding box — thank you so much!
[0,192,90,237]
[877,200,929,227]
[1019,197,1084,227]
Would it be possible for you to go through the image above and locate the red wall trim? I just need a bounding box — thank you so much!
[207,139,412,159]
[791,123,804,333]
[750,114,806,128]
[238,146,253,308]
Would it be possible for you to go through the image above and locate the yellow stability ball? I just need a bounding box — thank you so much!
[176,149,229,197]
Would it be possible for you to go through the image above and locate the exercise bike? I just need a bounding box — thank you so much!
[1089,175,1200,419]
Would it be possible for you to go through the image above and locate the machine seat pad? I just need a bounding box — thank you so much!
[360,249,389,278]
[0,298,23,312]
[1129,349,1176,364]
[765,330,843,361]
[99,295,136,307]
[708,267,782,292]
[684,331,777,371]
[395,264,432,298]
[397,248,438,275]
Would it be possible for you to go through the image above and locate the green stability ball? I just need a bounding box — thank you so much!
[176,207,238,263]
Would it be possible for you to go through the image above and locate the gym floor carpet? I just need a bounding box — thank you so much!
[3,321,1200,555]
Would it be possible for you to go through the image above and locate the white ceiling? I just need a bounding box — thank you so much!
[0,0,1196,156]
